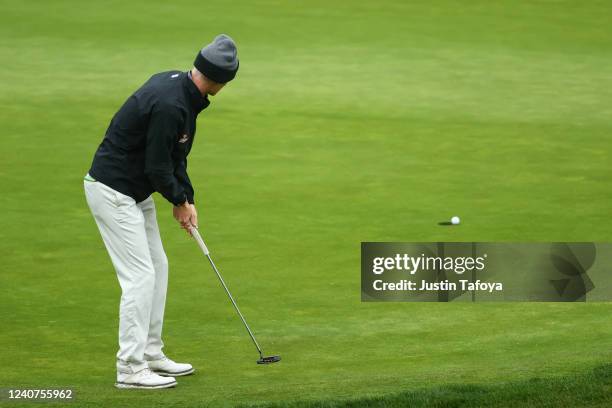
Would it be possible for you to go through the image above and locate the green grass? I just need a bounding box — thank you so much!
[1,0,611,407]
[247,364,612,407]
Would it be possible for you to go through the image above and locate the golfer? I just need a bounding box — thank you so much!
[83,35,239,389]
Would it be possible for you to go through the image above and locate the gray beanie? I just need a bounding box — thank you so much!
[194,34,239,83]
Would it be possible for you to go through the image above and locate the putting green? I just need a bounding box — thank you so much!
[1,1,611,407]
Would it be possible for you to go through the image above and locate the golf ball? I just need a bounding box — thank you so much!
[451,216,460,225]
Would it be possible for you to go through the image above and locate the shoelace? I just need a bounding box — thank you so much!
[159,356,175,364]
[137,367,155,377]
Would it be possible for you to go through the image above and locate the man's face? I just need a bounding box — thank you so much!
[207,82,226,96]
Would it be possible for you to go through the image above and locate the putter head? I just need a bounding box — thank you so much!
[257,355,281,365]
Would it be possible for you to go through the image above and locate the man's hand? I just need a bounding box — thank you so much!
[173,201,198,234]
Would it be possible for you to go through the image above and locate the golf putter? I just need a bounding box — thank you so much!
[189,226,281,365]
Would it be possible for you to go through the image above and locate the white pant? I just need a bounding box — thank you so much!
[84,179,168,373]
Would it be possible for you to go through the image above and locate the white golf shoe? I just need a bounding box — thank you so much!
[115,367,177,389]
[147,356,195,377]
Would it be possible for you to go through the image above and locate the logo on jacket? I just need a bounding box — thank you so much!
[178,134,190,143]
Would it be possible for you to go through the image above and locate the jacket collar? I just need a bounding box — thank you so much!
[184,71,210,114]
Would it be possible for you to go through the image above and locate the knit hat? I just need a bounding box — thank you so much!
[194,34,239,84]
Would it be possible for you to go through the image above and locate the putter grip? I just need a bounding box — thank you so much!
[191,227,210,255]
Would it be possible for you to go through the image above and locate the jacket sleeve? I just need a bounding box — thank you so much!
[144,103,188,205]
[175,158,195,204]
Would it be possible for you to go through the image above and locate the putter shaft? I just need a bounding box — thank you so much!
[190,227,264,358]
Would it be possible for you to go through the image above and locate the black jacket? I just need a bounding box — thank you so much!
[89,70,210,205]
